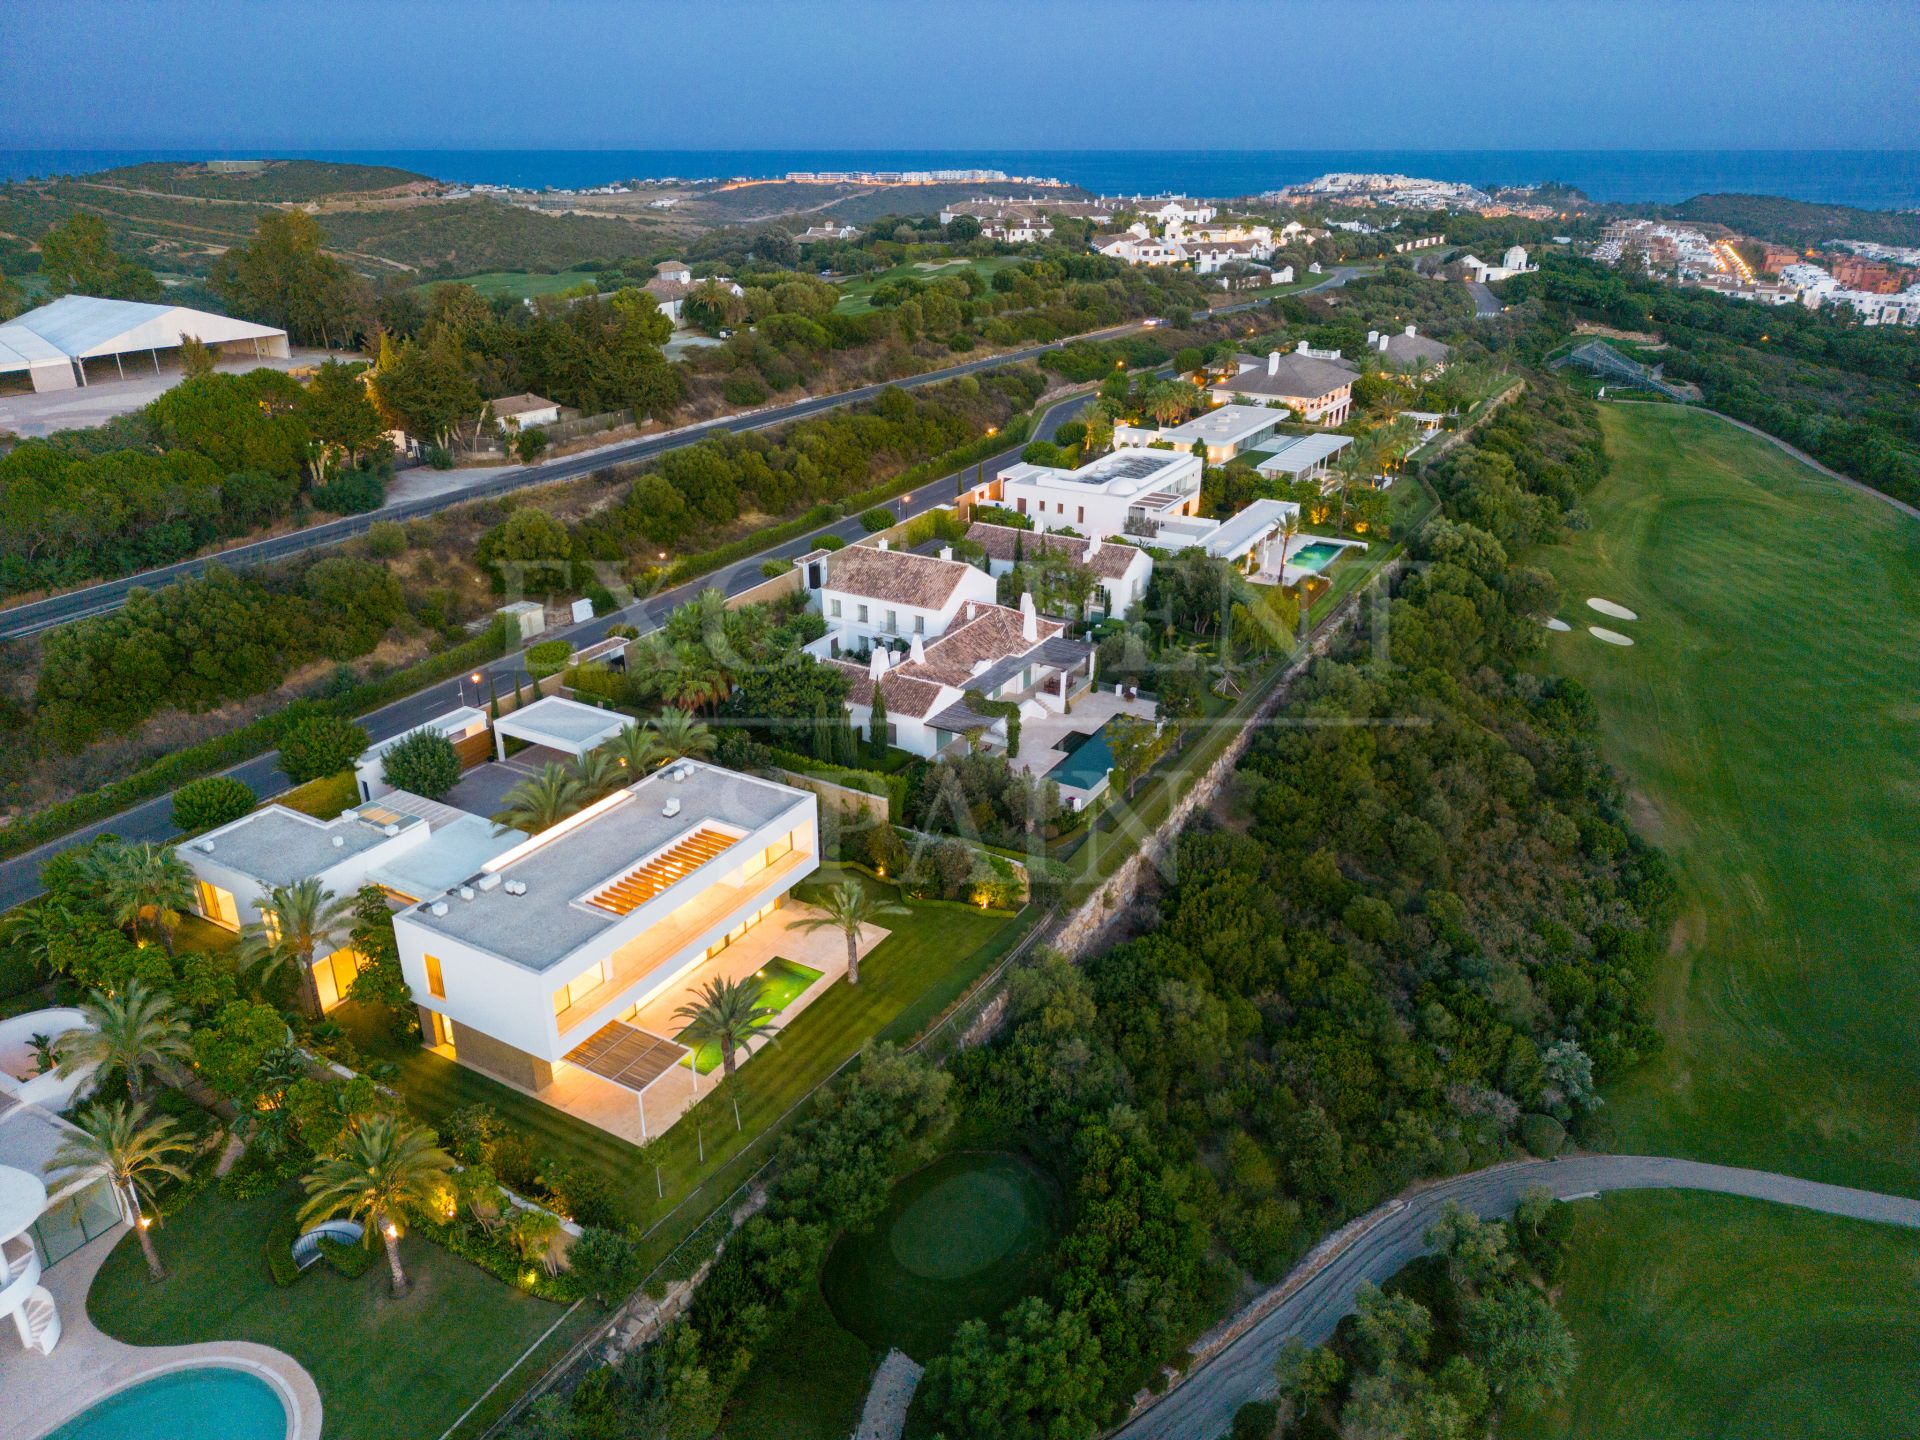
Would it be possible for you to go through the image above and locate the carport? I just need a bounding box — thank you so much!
[490,694,629,762]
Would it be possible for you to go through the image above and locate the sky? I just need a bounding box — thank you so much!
[2,0,1916,153]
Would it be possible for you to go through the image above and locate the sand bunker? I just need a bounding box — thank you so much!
[1587,597,1639,621]
[1589,626,1635,646]
[1542,617,1572,632]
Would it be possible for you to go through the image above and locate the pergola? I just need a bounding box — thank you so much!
[492,695,629,762]
[563,1018,697,1140]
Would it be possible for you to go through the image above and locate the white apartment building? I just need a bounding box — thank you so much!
[801,540,999,652]
[392,762,818,1119]
[995,446,1205,539]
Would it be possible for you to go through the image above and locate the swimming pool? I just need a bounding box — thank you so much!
[1048,722,1117,792]
[45,1367,288,1440]
[678,956,824,1074]
[1289,541,1347,573]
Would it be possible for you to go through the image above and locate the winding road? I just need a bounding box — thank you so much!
[1115,1155,1920,1440]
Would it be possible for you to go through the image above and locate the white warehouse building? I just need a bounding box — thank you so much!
[0,295,290,393]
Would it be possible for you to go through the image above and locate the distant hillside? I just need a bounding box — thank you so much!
[317,198,667,277]
[93,158,431,202]
[1667,193,1920,249]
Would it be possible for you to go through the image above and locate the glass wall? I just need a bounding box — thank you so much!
[31,1177,122,1269]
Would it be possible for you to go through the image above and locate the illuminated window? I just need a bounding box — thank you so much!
[764,833,794,865]
[195,881,239,929]
[425,953,446,999]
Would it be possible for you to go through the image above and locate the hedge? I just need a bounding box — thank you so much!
[170,775,258,835]
[320,1233,379,1279]
[417,1214,585,1302]
[0,619,511,865]
[1519,1113,1567,1158]
[265,1212,302,1288]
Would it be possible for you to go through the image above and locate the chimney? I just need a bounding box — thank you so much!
[965,600,976,621]
[868,648,887,680]
[1087,532,1101,557]
[877,538,889,551]
[1295,340,1311,355]
[909,633,926,663]
[939,544,953,562]
[1268,350,1282,374]
[1019,592,1038,643]
[1367,330,1378,345]
[1378,335,1389,352]
[1405,324,1417,337]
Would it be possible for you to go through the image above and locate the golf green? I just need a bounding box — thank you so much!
[821,1150,1062,1360]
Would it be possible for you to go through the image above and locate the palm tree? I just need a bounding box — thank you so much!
[95,842,195,952]
[647,709,715,761]
[1274,510,1304,581]
[57,981,191,1103]
[784,882,906,987]
[673,975,781,1078]
[491,763,588,836]
[299,1114,454,1296]
[571,749,628,800]
[604,723,668,777]
[241,878,356,1020]
[48,1101,192,1281]
[661,643,731,712]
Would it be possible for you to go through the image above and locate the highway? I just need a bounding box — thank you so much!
[1115,1154,1920,1440]
[0,266,1368,909]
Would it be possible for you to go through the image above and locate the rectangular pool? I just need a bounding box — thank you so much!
[1290,541,1346,573]
[1049,722,1117,792]
[678,956,824,1073]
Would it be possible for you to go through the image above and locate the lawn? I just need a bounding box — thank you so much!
[1534,405,1920,1193]
[831,257,1023,315]
[336,876,1014,1258]
[1504,1190,1920,1440]
[423,269,602,301]
[88,1185,574,1440]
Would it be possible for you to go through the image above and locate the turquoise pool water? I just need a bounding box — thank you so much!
[1290,542,1346,572]
[1049,722,1117,792]
[45,1368,287,1440]
[678,956,824,1074]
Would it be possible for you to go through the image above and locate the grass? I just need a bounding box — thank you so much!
[820,1150,1063,1361]
[1534,405,1920,1194]
[1504,1190,1920,1440]
[721,1284,876,1440]
[336,876,1012,1254]
[677,956,824,1074]
[423,269,603,300]
[831,257,1023,315]
[88,1184,572,1440]
[273,768,360,820]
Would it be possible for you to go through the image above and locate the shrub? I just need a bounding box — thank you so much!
[424,444,454,470]
[537,1157,620,1230]
[278,715,369,786]
[1231,1400,1280,1440]
[722,374,769,407]
[514,426,551,463]
[814,533,847,551]
[310,468,386,515]
[1519,1112,1567,1158]
[265,1211,303,1288]
[320,1234,378,1278]
[380,729,461,800]
[171,775,256,834]
[526,639,573,677]
[567,1226,645,1304]
[858,507,895,533]
[759,557,793,578]
[366,521,408,558]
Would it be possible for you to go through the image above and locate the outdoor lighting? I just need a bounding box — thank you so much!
[470,672,482,685]
[136,1215,151,1230]
[985,426,997,436]
[875,865,886,877]
[385,1223,399,1239]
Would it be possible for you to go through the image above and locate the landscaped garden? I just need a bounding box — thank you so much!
[88,1185,576,1440]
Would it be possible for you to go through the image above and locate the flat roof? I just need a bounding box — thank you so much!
[357,706,487,765]
[1160,404,1286,446]
[181,805,424,889]
[1202,499,1301,560]
[399,762,808,970]
[1005,447,1195,497]
[494,695,630,756]
[1255,433,1353,474]
[370,813,527,901]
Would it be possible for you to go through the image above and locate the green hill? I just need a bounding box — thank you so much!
[93,158,431,201]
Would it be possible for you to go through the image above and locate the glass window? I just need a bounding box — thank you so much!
[195,880,239,929]
[425,953,446,999]
[829,598,842,617]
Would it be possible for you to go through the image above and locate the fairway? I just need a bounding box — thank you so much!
[1536,405,1920,1194]
[832,256,1023,314]
[1504,1190,1920,1440]
[821,1150,1062,1360]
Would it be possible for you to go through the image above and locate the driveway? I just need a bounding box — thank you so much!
[1115,1154,1920,1440]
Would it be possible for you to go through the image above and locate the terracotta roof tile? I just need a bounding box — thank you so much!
[823,546,977,610]
[964,522,1143,580]
[900,604,1062,687]
[829,659,946,719]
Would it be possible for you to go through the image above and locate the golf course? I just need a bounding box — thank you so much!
[1519,403,1920,1432]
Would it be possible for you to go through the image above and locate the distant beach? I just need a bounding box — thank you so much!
[4,148,1918,209]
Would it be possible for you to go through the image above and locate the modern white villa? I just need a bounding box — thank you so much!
[995,446,1205,539]
[175,697,855,1142]
[1116,403,1291,464]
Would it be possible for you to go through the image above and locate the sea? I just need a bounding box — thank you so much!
[4,149,1918,210]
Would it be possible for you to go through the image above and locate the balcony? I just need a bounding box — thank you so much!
[552,847,815,1039]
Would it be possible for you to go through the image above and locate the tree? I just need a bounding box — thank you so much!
[241,877,356,1019]
[48,1101,192,1280]
[571,748,628,801]
[278,714,369,786]
[299,1114,454,1296]
[514,426,551,464]
[476,506,574,598]
[683,280,746,331]
[301,360,389,478]
[672,975,780,1078]
[1104,713,1163,799]
[568,1226,645,1304]
[304,555,405,659]
[191,999,292,1098]
[210,210,369,348]
[868,680,890,758]
[648,708,715,760]
[57,981,192,1103]
[177,335,216,379]
[344,885,412,1022]
[1463,1281,1578,1408]
[170,775,256,834]
[92,841,194,952]
[380,729,461,800]
[604,723,668,777]
[783,882,906,986]
[38,214,163,301]
[491,762,588,835]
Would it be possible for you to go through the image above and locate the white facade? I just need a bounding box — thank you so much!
[0,296,290,394]
[393,766,818,1085]
[1128,404,1289,463]
[803,541,999,651]
[354,706,489,803]
[996,447,1204,539]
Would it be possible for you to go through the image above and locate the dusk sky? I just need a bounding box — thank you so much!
[2,0,1916,152]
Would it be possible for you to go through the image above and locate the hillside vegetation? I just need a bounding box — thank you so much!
[91,158,430,201]
[1667,192,1920,249]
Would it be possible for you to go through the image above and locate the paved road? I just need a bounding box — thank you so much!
[0,271,1365,642]
[1467,280,1503,317]
[0,391,1097,911]
[1116,1154,1920,1440]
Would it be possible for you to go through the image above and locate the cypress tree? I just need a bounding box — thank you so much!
[869,682,889,758]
